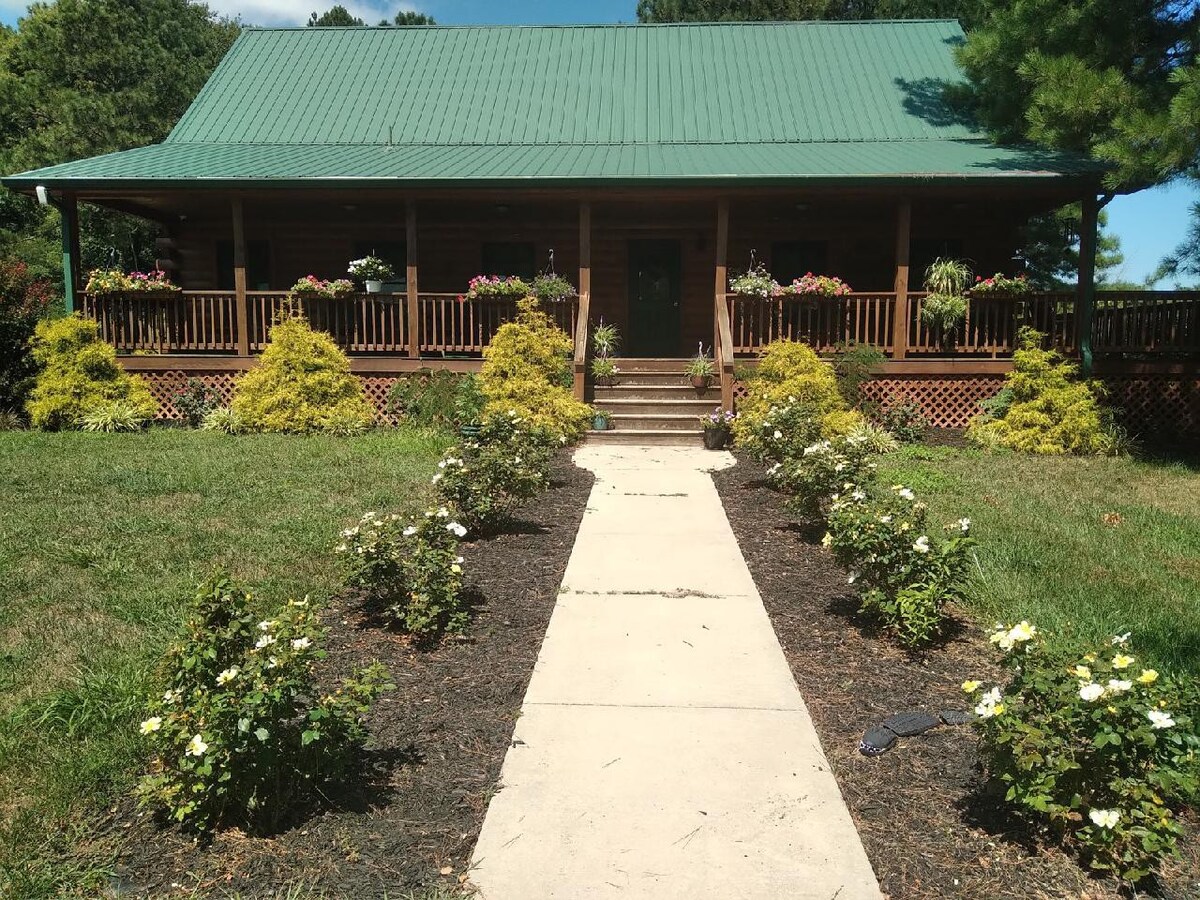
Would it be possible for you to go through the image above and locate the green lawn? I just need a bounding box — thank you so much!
[0,429,447,897]
[878,445,1200,675]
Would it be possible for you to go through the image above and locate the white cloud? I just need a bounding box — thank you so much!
[206,0,423,26]
[0,0,425,28]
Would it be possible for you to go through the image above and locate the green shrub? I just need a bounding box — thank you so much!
[173,377,220,427]
[388,370,483,429]
[831,342,885,409]
[25,315,157,430]
[81,399,150,432]
[732,340,860,453]
[230,316,375,434]
[825,486,974,647]
[1,259,57,414]
[844,420,899,454]
[337,507,467,635]
[201,406,245,434]
[135,577,391,832]
[433,412,554,533]
[967,628,1200,882]
[480,297,591,442]
[879,395,928,443]
[967,329,1118,455]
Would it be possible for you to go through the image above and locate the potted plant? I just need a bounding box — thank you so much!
[591,320,620,358]
[592,409,611,431]
[784,273,853,299]
[701,407,736,450]
[591,356,619,386]
[970,272,1032,296]
[290,275,355,300]
[684,343,715,389]
[728,259,781,299]
[532,271,577,304]
[919,258,972,348]
[464,274,532,302]
[348,255,395,293]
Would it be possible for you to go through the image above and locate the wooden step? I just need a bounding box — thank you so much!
[592,384,721,402]
[602,357,690,372]
[607,413,702,431]
[584,429,703,447]
[593,398,715,416]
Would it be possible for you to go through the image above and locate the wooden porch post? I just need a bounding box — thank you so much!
[715,198,734,411]
[406,199,419,358]
[59,193,81,314]
[574,201,592,400]
[1077,193,1099,376]
[891,198,912,359]
[231,197,250,357]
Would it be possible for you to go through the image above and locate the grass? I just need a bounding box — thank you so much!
[878,444,1200,674]
[0,428,448,898]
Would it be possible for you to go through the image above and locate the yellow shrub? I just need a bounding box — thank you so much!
[230,316,374,434]
[733,339,850,450]
[25,315,156,430]
[480,297,591,441]
[966,329,1116,455]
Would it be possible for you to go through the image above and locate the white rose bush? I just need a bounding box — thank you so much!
[337,506,468,635]
[136,577,391,832]
[432,410,554,533]
[965,625,1200,882]
[825,484,975,647]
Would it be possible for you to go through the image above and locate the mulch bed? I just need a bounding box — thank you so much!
[107,453,593,899]
[713,457,1200,900]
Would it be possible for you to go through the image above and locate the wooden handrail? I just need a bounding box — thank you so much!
[715,291,736,411]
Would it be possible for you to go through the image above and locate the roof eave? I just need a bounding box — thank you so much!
[1,171,1106,195]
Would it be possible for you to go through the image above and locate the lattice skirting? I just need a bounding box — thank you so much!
[140,370,408,424]
[735,374,1200,434]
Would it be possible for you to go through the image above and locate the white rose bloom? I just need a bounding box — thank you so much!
[1148,709,1176,729]
[447,522,468,538]
[255,634,277,650]
[912,536,931,553]
[186,734,209,757]
[403,525,418,537]
[291,637,312,651]
[1079,682,1105,702]
[1105,679,1132,695]
[773,430,782,439]
[1088,808,1120,829]
[216,666,240,685]
[898,487,915,500]
[958,518,971,533]
[139,716,163,735]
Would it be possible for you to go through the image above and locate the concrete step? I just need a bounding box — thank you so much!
[593,384,721,402]
[592,398,716,416]
[583,429,703,446]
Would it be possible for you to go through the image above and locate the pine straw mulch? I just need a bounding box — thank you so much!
[105,454,593,899]
[712,456,1200,900]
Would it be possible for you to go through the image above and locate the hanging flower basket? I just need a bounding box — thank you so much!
[464,275,531,302]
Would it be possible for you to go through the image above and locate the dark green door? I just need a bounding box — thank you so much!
[628,240,682,356]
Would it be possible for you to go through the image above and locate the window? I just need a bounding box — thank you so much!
[771,241,829,283]
[216,241,271,290]
[910,238,966,289]
[481,241,536,280]
[353,240,406,288]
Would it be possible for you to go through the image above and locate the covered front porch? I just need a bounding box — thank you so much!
[57,187,1200,407]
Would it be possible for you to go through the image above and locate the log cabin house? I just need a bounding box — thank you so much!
[4,21,1197,437]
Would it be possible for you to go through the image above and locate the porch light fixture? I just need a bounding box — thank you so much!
[36,185,50,207]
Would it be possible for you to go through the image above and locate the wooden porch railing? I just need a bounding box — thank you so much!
[723,290,1197,358]
[81,291,578,357]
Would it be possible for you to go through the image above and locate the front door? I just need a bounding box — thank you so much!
[628,240,681,356]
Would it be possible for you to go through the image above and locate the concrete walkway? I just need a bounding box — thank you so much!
[470,445,882,899]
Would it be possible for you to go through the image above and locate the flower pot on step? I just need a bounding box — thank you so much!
[593,414,611,431]
[703,427,729,450]
[691,374,713,390]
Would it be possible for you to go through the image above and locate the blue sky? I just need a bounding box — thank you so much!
[0,0,1192,282]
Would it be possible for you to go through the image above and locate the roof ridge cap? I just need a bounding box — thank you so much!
[242,19,962,32]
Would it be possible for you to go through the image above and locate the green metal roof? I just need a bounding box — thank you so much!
[3,21,1100,189]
